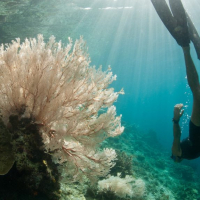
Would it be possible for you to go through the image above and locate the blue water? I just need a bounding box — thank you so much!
[52,0,200,150]
[1,0,200,197]
[58,0,200,169]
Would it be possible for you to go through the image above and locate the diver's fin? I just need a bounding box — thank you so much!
[151,0,176,38]
[169,0,190,47]
[169,0,187,27]
[186,12,200,60]
[151,0,190,47]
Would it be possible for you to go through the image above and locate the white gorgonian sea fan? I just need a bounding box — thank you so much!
[0,35,124,181]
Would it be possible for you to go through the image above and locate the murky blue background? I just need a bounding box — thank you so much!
[53,0,200,161]
[1,0,200,170]
[62,0,200,169]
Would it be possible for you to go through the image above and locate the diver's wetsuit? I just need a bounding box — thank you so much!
[171,121,200,162]
[180,121,200,160]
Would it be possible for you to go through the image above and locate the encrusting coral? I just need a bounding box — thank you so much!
[0,35,124,198]
[0,118,15,175]
[110,150,134,178]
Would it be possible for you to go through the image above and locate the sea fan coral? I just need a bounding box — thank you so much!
[98,174,145,199]
[0,35,124,185]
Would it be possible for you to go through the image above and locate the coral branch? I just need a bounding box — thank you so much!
[0,35,124,183]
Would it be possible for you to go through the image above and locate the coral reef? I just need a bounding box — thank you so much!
[8,114,60,199]
[0,118,14,175]
[99,122,200,200]
[97,174,145,199]
[0,35,124,198]
[85,150,144,200]
[110,150,134,178]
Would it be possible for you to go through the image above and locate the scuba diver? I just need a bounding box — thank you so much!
[151,0,200,162]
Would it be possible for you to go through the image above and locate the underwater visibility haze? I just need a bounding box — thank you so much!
[0,0,200,199]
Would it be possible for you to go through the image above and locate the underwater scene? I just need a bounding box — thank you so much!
[0,0,200,199]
